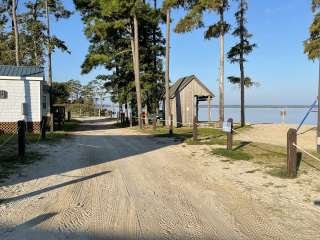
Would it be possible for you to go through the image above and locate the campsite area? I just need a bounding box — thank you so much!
[0,118,319,239]
[1,0,320,239]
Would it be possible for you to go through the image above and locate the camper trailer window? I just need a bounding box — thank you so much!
[0,90,8,99]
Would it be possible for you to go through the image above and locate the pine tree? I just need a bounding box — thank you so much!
[0,0,71,66]
[227,0,256,127]
[74,0,165,124]
[22,0,47,66]
[305,0,320,60]
[162,0,188,127]
[0,2,11,64]
[162,1,173,127]
[174,0,230,126]
[12,0,20,66]
[305,0,320,152]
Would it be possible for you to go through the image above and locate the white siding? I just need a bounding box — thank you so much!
[0,79,41,122]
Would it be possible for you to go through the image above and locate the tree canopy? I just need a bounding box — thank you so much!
[305,0,320,60]
[0,0,71,66]
[74,0,165,114]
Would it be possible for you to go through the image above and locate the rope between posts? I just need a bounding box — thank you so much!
[292,143,320,163]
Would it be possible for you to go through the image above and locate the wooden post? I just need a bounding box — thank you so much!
[67,111,71,121]
[130,114,133,127]
[227,118,233,150]
[41,116,46,140]
[140,113,144,129]
[287,128,298,178]
[145,106,149,127]
[170,114,173,134]
[152,115,157,130]
[18,120,26,157]
[193,95,199,123]
[208,97,211,124]
[58,116,61,130]
[193,116,198,141]
[121,113,125,127]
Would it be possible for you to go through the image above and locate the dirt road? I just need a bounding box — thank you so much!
[0,119,319,239]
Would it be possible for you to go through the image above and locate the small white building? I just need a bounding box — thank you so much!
[0,65,50,133]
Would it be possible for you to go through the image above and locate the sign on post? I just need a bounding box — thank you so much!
[223,121,232,133]
[225,119,233,150]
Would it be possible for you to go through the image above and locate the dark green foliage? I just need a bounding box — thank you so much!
[74,0,165,114]
[172,0,230,39]
[227,0,256,127]
[305,1,320,60]
[52,82,70,104]
[0,0,71,66]
[227,76,257,88]
[227,0,256,67]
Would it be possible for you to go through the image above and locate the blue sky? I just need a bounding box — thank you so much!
[51,0,318,105]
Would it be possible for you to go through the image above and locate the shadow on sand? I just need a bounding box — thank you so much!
[0,219,205,240]
[0,171,111,204]
[0,119,180,188]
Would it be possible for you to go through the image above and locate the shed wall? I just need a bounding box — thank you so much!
[171,78,212,127]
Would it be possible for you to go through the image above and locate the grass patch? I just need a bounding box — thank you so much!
[266,167,290,179]
[212,148,253,161]
[137,126,226,145]
[63,120,80,132]
[24,119,80,144]
[138,125,320,179]
[215,141,320,178]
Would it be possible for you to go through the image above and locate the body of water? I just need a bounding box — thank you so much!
[198,107,317,125]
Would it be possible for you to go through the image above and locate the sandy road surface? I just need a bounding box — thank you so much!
[0,119,319,239]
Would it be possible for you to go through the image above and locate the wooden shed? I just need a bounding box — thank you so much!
[168,75,214,127]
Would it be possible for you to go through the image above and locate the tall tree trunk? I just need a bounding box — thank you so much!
[32,2,39,65]
[240,60,245,127]
[12,0,19,66]
[45,0,54,132]
[133,15,143,128]
[219,10,225,126]
[165,8,171,127]
[239,0,245,127]
[153,0,157,73]
[317,57,320,153]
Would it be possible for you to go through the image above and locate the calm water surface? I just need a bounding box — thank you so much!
[198,107,317,125]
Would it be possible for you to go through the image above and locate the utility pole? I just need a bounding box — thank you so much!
[219,8,225,126]
[133,14,142,129]
[12,0,20,66]
[165,8,171,127]
[45,0,53,132]
[317,57,320,153]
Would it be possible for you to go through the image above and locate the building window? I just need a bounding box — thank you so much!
[43,96,47,109]
[0,90,8,99]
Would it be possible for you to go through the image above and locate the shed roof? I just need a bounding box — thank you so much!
[0,65,44,78]
[169,75,214,98]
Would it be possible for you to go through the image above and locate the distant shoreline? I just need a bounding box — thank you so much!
[202,105,312,109]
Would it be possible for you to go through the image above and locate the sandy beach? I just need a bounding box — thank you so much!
[234,123,317,151]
